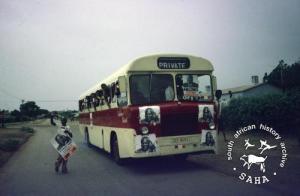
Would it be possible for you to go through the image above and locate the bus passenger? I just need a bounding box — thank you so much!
[131,82,147,104]
[183,75,198,91]
[165,86,174,101]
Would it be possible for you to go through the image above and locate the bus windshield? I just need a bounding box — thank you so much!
[176,74,212,102]
[130,74,174,105]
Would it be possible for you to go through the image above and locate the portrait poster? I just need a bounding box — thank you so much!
[198,105,214,123]
[182,75,199,100]
[201,130,217,147]
[139,106,160,125]
[135,134,159,153]
[50,134,77,160]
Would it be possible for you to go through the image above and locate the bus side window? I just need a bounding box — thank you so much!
[83,98,87,110]
[96,90,102,106]
[101,84,112,105]
[79,100,83,111]
[111,83,116,103]
[86,96,91,109]
[176,75,184,99]
[91,93,98,110]
[117,77,128,107]
[115,81,121,97]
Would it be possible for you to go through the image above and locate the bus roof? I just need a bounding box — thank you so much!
[79,54,214,100]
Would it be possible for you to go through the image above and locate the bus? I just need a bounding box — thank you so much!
[79,54,222,164]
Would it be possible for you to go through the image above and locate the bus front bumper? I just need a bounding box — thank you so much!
[130,131,218,158]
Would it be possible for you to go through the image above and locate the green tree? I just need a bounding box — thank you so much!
[10,109,21,121]
[268,60,300,90]
[20,101,40,118]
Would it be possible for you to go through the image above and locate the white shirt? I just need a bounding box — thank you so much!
[165,86,175,101]
[57,125,72,137]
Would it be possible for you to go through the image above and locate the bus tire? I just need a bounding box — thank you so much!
[111,135,124,165]
[85,129,92,147]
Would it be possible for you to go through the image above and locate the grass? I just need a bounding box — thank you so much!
[0,127,34,167]
[0,139,21,151]
[20,126,35,133]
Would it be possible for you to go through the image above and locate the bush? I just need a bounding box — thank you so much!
[222,89,300,135]
[20,127,35,133]
[0,139,20,152]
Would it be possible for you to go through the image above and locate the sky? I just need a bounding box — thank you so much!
[0,0,299,111]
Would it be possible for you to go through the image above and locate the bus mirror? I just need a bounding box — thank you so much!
[215,90,222,101]
[212,75,217,91]
[118,76,127,93]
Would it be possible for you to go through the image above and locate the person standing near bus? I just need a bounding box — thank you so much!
[55,117,73,174]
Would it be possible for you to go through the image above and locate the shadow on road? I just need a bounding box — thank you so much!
[86,144,212,175]
[124,157,213,175]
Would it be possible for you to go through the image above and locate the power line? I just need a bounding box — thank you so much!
[0,87,77,103]
[35,100,77,102]
[0,87,22,100]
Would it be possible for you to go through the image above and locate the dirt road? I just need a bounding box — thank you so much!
[0,121,293,196]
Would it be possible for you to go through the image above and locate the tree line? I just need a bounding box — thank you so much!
[222,59,300,139]
[1,101,78,123]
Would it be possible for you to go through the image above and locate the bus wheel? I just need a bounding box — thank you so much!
[85,130,92,147]
[111,136,124,165]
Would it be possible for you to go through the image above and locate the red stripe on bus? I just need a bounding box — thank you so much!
[79,102,216,137]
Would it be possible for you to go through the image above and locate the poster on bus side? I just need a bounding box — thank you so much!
[50,134,77,160]
[198,105,214,123]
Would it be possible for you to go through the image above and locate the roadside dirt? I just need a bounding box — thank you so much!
[0,128,34,167]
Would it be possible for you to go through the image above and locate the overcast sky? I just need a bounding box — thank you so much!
[0,0,299,111]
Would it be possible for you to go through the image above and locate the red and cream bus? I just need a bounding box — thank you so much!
[79,54,222,163]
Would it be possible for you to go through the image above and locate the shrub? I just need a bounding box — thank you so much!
[20,127,35,133]
[222,89,300,135]
[0,139,20,152]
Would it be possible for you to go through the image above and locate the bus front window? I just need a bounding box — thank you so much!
[176,74,212,101]
[130,74,174,105]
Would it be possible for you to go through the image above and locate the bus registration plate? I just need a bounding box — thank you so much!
[172,137,191,144]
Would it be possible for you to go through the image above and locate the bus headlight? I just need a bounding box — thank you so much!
[209,122,216,130]
[141,126,149,135]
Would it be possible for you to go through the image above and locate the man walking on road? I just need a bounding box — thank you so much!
[54,117,73,174]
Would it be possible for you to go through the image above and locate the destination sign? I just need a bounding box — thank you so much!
[157,57,190,69]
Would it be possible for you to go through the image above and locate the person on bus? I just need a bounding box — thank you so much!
[141,108,159,125]
[165,86,174,101]
[55,117,73,174]
[131,82,148,104]
[183,75,198,91]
